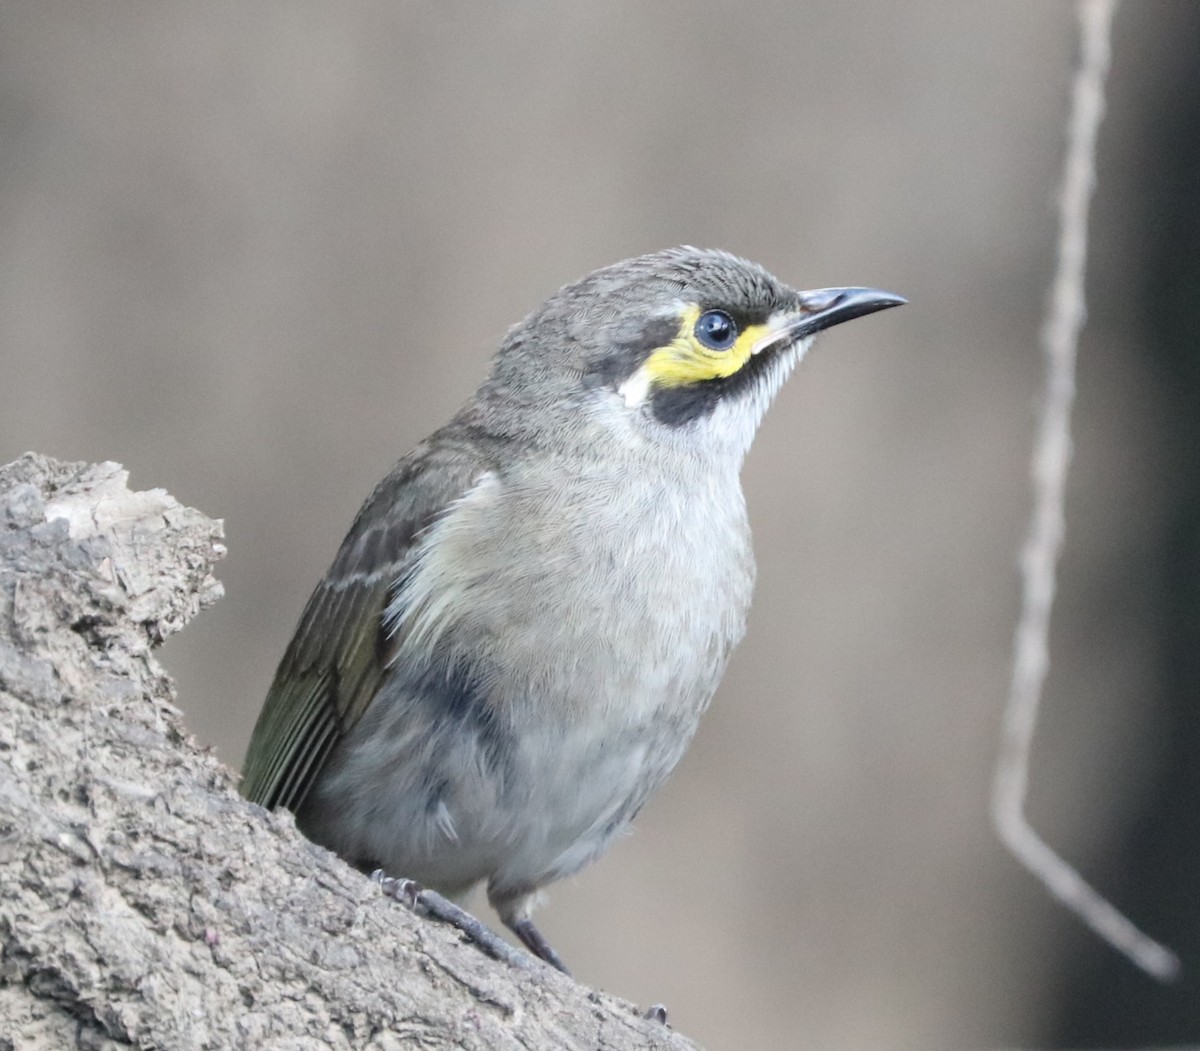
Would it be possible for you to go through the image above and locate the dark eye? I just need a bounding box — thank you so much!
[694,309,738,350]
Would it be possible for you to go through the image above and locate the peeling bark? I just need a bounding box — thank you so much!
[0,454,697,1051]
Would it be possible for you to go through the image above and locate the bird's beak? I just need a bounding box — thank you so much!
[781,287,907,342]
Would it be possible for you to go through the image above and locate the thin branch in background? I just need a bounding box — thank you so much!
[990,0,1180,982]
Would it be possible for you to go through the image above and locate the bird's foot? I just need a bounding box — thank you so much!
[372,870,535,971]
[508,917,572,976]
[372,871,421,908]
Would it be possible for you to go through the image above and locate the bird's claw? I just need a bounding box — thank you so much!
[643,1003,669,1025]
[372,870,422,910]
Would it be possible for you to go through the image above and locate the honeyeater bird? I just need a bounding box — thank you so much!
[242,246,903,973]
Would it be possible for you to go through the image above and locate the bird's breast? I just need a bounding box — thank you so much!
[388,460,755,730]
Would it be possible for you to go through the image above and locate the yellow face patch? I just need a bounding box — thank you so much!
[640,304,776,388]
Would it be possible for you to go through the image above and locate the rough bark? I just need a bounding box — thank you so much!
[0,454,697,1051]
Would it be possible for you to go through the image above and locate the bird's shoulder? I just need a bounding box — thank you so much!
[240,427,498,811]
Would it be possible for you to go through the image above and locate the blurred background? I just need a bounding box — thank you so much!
[2,2,1198,1047]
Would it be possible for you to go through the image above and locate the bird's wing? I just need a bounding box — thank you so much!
[240,439,490,813]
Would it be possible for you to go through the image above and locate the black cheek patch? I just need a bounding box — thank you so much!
[650,353,770,427]
[651,383,724,426]
[585,314,681,388]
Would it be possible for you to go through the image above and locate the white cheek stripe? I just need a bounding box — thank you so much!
[618,368,653,407]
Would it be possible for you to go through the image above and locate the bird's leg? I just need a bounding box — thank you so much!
[488,886,573,975]
[507,917,572,976]
[371,870,534,971]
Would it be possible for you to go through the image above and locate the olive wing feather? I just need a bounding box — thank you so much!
[240,443,488,813]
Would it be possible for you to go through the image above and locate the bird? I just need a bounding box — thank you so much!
[241,246,904,974]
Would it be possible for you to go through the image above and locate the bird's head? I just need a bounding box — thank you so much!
[479,247,904,459]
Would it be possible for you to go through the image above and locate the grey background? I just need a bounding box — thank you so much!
[2,4,1196,1048]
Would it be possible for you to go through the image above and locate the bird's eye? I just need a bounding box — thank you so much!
[694,310,738,351]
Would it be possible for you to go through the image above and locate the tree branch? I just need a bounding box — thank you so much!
[0,453,695,1051]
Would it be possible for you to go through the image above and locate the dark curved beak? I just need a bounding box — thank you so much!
[785,287,907,340]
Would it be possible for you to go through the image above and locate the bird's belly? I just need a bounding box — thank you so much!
[307,635,722,896]
[487,679,707,892]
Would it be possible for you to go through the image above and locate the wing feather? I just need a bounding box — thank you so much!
[241,438,490,812]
